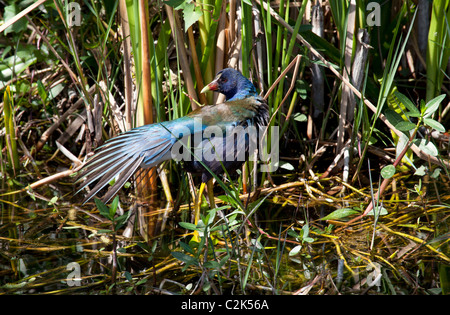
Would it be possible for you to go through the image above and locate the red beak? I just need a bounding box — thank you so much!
[201,80,219,93]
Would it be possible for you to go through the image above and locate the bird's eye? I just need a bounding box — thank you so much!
[221,78,228,83]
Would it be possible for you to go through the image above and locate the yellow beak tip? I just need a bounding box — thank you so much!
[200,86,210,94]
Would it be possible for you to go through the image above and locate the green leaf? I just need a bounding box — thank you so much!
[423,118,446,132]
[48,83,65,101]
[216,195,233,203]
[48,196,58,206]
[381,164,396,179]
[424,94,445,118]
[395,132,410,159]
[289,245,302,256]
[179,221,198,231]
[4,4,28,34]
[431,167,441,179]
[124,271,133,282]
[395,121,416,131]
[414,165,427,176]
[407,111,421,118]
[204,207,218,226]
[295,80,308,100]
[136,278,148,286]
[367,206,388,216]
[420,99,426,112]
[37,80,47,103]
[179,241,195,255]
[219,254,230,267]
[414,139,438,157]
[109,196,119,219]
[114,211,131,231]
[301,223,310,240]
[124,181,131,189]
[293,112,307,122]
[171,251,199,267]
[393,91,420,116]
[203,261,221,269]
[137,242,152,253]
[0,53,37,80]
[320,208,359,220]
[276,161,295,171]
[384,109,405,126]
[182,3,203,31]
[95,198,112,220]
[117,248,126,255]
[287,229,300,239]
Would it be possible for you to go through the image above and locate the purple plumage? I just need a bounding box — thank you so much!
[76,68,268,204]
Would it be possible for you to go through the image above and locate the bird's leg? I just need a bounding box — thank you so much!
[206,179,216,209]
[192,181,206,242]
[206,178,228,221]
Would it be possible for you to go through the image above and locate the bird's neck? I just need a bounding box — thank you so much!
[226,81,258,101]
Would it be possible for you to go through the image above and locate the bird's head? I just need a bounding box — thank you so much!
[201,68,257,101]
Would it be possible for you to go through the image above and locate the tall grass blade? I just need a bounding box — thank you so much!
[2,86,19,175]
[426,0,450,102]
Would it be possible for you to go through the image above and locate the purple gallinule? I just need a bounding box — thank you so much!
[76,68,269,230]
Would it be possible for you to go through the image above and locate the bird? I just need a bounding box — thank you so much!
[76,68,269,224]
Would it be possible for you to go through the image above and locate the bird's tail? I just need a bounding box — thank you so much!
[75,121,181,204]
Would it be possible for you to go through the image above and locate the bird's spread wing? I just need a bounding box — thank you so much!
[76,122,179,204]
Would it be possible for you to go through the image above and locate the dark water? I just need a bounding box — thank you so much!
[1,181,449,295]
